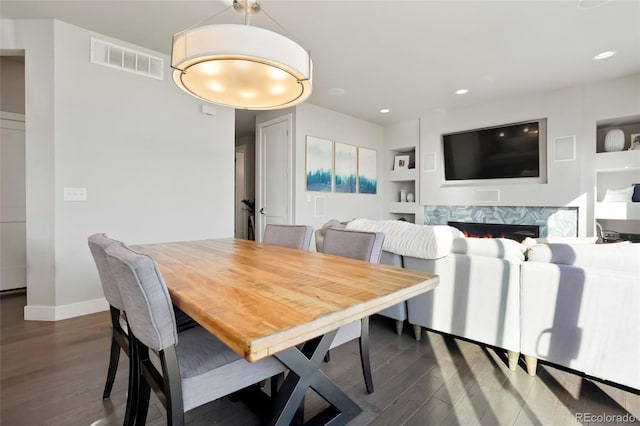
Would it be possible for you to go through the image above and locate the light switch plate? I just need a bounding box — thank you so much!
[64,187,87,201]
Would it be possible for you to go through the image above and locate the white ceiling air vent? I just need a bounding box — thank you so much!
[90,37,163,80]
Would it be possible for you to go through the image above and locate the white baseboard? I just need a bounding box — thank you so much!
[24,297,109,321]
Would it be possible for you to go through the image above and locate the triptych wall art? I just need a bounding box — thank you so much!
[305,136,377,194]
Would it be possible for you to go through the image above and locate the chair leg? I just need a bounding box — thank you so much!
[161,346,185,426]
[359,317,374,394]
[134,375,151,426]
[104,305,124,400]
[395,320,404,336]
[103,335,121,399]
[124,334,143,426]
[270,372,284,397]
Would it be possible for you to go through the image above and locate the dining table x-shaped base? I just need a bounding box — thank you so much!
[269,329,361,426]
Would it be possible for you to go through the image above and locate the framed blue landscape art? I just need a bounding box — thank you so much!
[358,147,377,194]
[305,136,332,192]
[334,142,357,193]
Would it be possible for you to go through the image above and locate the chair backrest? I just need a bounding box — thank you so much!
[321,228,385,263]
[105,242,178,351]
[263,224,314,250]
[88,233,124,310]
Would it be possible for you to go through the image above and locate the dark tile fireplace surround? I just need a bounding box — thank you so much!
[424,205,578,239]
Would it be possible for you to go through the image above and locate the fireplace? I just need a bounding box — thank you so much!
[448,221,539,242]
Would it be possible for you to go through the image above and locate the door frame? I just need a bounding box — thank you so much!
[234,144,248,239]
[0,111,27,292]
[256,113,294,242]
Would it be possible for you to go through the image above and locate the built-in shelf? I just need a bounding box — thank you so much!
[384,120,422,224]
[595,116,640,237]
[595,149,640,171]
[388,202,418,214]
[596,115,640,153]
[388,169,418,182]
[595,202,640,220]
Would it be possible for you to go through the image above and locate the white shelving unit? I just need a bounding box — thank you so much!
[595,117,640,239]
[386,147,419,222]
[384,120,422,223]
[595,202,640,220]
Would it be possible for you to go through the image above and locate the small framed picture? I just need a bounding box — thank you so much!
[394,155,410,170]
[630,133,640,150]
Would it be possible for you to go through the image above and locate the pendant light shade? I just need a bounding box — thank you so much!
[171,24,312,110]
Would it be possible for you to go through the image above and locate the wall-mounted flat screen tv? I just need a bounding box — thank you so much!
[442,119,547,182]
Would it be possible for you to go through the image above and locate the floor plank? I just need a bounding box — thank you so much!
[1,293,639,425]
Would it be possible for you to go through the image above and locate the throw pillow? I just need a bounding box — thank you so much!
[633,184,640,202]
[602,186,633,202]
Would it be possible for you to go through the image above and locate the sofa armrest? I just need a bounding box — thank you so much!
[526,241,638,274]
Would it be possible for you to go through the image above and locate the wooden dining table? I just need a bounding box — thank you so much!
[133,238,439,425]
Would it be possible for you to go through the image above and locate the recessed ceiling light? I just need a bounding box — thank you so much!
[593,51,616,60]
[328,87,345,96]
[455,89,468,95]
[380,108,390,114]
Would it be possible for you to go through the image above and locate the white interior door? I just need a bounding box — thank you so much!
[256,115,293,242]
[0,113,26,291]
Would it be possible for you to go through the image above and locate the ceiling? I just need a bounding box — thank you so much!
[2,0,640,134]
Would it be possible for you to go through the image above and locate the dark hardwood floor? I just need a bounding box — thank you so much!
[1,293,638,425]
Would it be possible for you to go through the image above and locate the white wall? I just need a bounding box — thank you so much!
[294,103,384,233]
[417,73,640,236]
[255,103,384,246]
[1,19,57,309]
[2,19,235,319]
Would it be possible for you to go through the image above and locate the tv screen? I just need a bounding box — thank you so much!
[443,120,544,181]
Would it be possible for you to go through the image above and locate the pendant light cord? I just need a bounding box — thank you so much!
[259,7,307,50]
[174,0,309,53]
[174,4,234,36]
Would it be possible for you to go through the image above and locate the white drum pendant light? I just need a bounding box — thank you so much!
[171,1,312,110]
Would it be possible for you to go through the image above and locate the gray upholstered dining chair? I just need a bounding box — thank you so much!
[104,242,286,426]
[320,227,385,394]
[263,224,314,250]
[88,234,197,405]
[88,233,130,401]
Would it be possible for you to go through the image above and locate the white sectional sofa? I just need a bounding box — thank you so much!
[317,218,640,390]
[521,242,640,390]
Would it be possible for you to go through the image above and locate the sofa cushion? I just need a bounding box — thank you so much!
[451,237,526,262]
[526,241,638,273]
[346,218,463,259]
